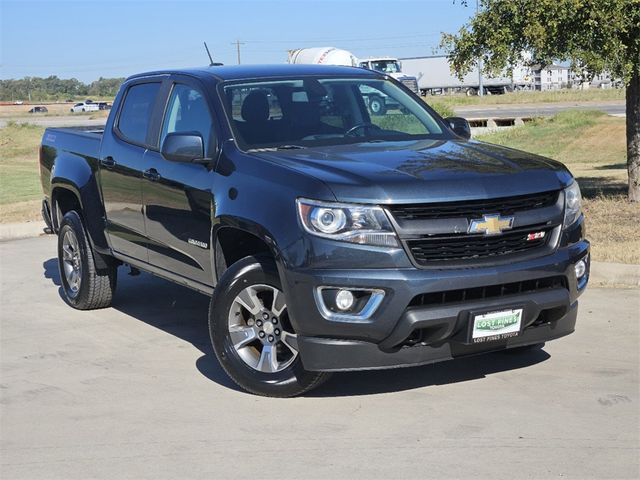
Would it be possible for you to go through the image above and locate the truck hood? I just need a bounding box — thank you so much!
[254,139,573,204]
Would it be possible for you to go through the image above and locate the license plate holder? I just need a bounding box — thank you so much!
[470,308,523,344]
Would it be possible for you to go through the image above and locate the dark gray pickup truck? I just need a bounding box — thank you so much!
[40,64,589,396]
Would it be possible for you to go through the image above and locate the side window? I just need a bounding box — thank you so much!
[117,82,161,145]
[160,84,214,153]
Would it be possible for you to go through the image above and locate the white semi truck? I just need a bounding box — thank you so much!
[287,47,420,115]
[399,55,533,96]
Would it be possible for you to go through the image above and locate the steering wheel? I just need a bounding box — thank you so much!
[344,122,382,137]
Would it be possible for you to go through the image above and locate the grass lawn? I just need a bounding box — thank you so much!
[0,111,637,264]
[478,110,638,264]
[0,122,45,223]
[424,88,624,108]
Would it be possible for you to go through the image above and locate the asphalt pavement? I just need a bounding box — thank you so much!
[0,101,625,130]
[1,235,638,479]
[453,101,626,119]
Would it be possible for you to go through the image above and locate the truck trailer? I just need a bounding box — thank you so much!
[400,55,533,96]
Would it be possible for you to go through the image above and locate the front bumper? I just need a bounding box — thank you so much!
[280,238,589,372]
[298,292,577,372]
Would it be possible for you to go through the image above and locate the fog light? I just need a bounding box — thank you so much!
[575,259,587,279]
[335,289,355,311]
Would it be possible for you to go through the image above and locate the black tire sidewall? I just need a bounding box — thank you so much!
[369,95,385,115]
[57,211,91,307]
[209,255,320,396]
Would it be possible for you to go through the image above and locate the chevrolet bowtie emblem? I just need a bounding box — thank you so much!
[469,214,514,235]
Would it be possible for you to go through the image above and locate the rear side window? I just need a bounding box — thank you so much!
[117,82,161,145]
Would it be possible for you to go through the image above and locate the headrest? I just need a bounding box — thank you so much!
[241,90,270,123]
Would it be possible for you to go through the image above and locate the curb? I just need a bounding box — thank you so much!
[0,221,48,241]
[1,221,638,287]
[589,261,640,288]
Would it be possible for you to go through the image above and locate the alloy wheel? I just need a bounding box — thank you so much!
[228,284,298,373]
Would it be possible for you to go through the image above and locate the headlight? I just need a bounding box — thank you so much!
[563,181,582,228]
[297,198,399,247]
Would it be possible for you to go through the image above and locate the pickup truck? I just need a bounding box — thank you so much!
[39,64,590,397]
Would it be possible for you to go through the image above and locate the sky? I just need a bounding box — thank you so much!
[1,0,476,82]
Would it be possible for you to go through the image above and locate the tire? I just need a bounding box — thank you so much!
[57,210,117,309]
[209,255,330,397]
[368,95,387,116]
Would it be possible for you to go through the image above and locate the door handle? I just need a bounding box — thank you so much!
[143,168,161,182]
[100,156,116,168]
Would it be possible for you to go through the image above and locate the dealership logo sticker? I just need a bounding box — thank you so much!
[472,308,523,343]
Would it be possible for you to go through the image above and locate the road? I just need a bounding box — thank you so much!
[0,101,625,129]
[454,101,626,119]
[1,235,638,480]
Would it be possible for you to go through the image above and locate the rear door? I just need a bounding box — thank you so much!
[99,78,164,261]
[142,76,216,286]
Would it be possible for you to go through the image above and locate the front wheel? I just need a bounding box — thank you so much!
[209,255,330,397]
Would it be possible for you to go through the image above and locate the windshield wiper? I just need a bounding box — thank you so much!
[247,144,307,152]
[276,144,306,150]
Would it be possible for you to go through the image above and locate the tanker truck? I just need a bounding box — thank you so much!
[287,47,420,115]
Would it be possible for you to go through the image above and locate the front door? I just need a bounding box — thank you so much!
[99,80,163,261]
[142,79,216,286]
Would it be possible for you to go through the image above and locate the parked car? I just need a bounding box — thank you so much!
[39,64,589,397]
[28,106,48,113]
[97,102,112,110]
[70,101,99,113]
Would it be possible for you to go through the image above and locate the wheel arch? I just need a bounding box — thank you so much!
[213,224,281,283]
[52,185,114,271]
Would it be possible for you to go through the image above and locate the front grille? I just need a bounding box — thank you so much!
[388,190,559,221]
[400,78,419,94]
[407,226,552,264]
[409,276,567,308]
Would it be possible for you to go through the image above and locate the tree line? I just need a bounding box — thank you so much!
[0,76,124,102]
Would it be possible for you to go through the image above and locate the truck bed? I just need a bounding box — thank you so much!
[40,126,105,200]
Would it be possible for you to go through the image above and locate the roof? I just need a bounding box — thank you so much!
[127,64,379,82]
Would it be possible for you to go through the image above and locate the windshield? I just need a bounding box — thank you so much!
[369,60,401,73]
[222,76,446,150]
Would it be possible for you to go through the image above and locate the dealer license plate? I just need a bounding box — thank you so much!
[471,308,523,343]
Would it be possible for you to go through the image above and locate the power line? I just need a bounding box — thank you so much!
[241,32,443,44]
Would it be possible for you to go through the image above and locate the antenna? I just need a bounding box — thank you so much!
[204,41,214,66]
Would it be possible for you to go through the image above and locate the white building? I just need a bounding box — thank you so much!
[533,64,570,90]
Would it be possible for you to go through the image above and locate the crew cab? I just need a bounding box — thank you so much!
[40,65,589,397]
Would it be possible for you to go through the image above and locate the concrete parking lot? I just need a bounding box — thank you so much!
[1,236,638,479]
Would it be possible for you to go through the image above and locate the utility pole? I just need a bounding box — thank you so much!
[231,40,245,65]
[477,0,484,96]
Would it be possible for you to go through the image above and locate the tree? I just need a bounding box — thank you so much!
[441,0,640,201]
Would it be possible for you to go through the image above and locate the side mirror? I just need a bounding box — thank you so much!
[446,117,472,140]
[161,132,204,162]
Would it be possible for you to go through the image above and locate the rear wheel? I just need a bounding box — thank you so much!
[57,211,117,309]
[209,255,330,397]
